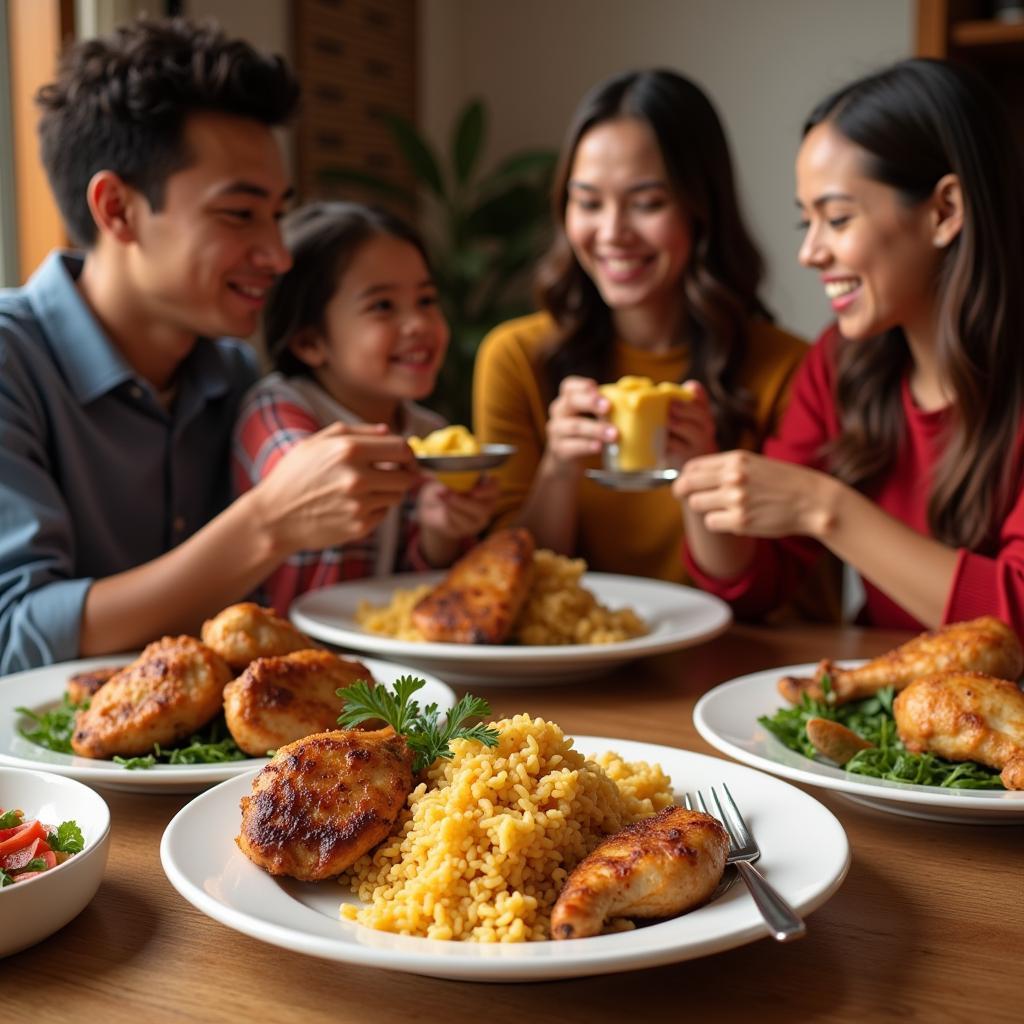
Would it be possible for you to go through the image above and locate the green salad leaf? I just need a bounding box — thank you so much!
[758,676,1004,789]
[19,695,246,771]
[111,717,248,770]
[16,695,83,754]
[336,676,500,774]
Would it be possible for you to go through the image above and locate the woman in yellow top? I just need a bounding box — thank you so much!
[473,68,809,584]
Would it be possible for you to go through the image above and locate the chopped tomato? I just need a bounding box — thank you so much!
[0,819,46,855]
[1,836,56,872]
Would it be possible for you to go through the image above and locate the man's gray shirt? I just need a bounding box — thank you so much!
[0,251,258,673]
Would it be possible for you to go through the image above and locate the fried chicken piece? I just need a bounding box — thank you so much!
[893,671,1024,790]
[779,616,1024,705]
[71,636,231,759]
[223,649,376,756]
[551,806,729,939]
[236,727,414,880]
[201,602,315,672]
[411,527,535,643]
[66,666,120,705]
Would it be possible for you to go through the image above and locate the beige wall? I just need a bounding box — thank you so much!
[418,0,913,340]
[182,0,289,62]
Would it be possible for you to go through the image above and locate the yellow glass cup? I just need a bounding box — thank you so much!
[408,425,482,491]
[598,376,695,472]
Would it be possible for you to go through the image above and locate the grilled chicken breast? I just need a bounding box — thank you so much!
[66,666,120,705]
[893,671,1024,789]
[71,636,231,759]
[201,602,315,671]
[551,805,729,939]
[223,649,376,756]
[411,527,535,643]
[236,727,414,881]
[779,616,1024,705]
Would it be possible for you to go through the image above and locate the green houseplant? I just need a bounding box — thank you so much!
[321,100,557,425]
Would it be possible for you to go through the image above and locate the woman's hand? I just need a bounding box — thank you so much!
[666,381,718,466]
[543,376,617,471]
[417,475,501,566]
[249,422,420,555]
[674,450,839,538]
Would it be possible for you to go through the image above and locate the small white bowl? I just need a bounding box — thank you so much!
[0,766,111,957]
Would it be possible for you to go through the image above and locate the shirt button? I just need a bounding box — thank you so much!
[173,515,186,533]
[130,385,144,400]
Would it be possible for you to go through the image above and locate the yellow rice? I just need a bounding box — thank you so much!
[356,549,647,645]
[338,714,673,941]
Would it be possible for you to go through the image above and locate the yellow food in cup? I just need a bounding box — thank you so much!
[408,425,481,492]
[598,376,695,471]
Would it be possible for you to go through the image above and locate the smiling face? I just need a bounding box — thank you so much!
[564,117,692,332]
[293,233,449,424]
[796,121,947,345]
[126,111,293,343]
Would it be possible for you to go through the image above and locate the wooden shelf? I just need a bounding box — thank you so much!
[916,2,1024,149]
[952,18,1024,48]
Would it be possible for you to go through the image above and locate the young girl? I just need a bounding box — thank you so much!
[472,69,820,592]
[233,202,498,614]
[676,59,1024,632]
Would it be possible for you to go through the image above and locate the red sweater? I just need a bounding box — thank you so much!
[685,326,1024,631]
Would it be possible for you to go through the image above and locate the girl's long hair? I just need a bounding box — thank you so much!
[806,59,1024,551]
[537,69,770,449]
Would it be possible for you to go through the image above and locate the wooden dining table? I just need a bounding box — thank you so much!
[8,622,1022,1023]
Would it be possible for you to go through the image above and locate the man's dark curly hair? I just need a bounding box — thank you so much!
[36,16,300,247]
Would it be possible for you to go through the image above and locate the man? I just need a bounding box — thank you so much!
[0,17,419,672]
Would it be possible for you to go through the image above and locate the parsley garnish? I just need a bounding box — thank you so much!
[47,820,84,854]
[758,677,1004,789]
[336,676,500,773]
[0,808,22,829]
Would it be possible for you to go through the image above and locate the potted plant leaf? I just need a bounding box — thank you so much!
[320,100,557,425]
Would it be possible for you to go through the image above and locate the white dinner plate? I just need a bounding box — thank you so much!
[160,739,849,982]
[693,663,1024,824]
[0,656,455,794]
[289,573,732,686]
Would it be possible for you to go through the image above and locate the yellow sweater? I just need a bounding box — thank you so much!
[472,311,808,584]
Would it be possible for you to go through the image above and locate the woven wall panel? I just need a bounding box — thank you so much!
[293,0,417,205]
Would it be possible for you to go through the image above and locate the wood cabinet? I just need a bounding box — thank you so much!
[917,1,1024,144]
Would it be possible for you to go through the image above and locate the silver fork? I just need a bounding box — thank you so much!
[684,783,806,942]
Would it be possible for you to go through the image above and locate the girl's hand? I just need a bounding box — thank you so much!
[544,376,617,470]
[417,475,501,567]
[666,380,718,466]
[250,422,420,554]
[674,450,838,539]
[418,474,501,541]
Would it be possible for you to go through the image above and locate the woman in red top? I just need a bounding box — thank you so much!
[675,59,1024,632]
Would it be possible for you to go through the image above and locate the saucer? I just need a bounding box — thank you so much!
[584,467,680,491]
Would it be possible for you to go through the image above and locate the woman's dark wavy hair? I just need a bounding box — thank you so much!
[264,201,432,377]
[537,68,771,449]
[805,58,1024,551]
[36,16,299,247]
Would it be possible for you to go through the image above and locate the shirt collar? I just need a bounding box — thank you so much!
[25,250,235,407]
[25,251,136,404]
